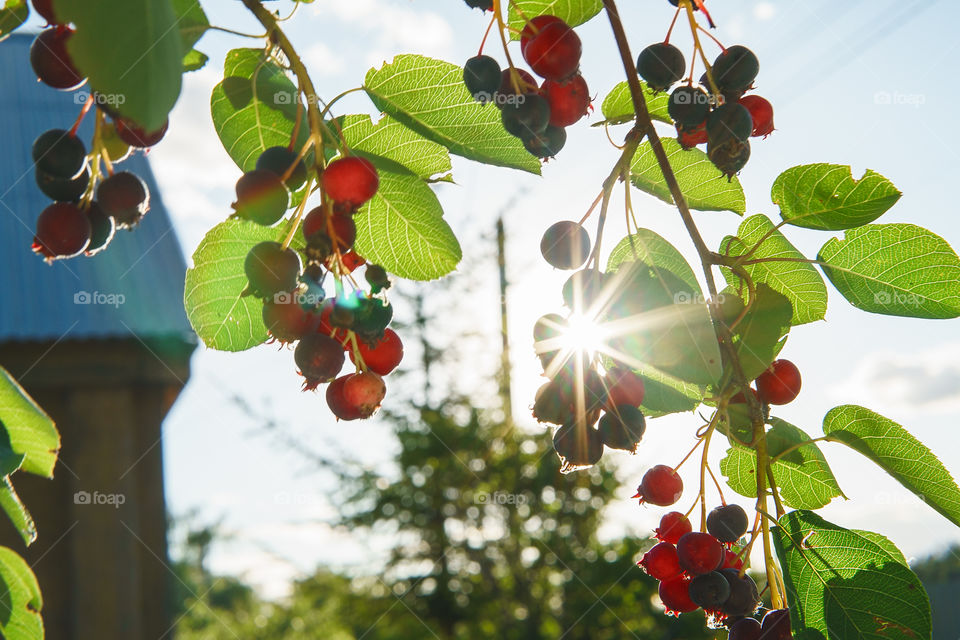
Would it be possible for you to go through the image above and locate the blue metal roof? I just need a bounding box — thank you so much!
[0,33,195,344]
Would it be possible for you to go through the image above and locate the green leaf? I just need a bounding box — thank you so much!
[171,0,208,53]
[184,220,292,352]
[0,368,58,478]
[0,0,28,42]
[597,81,672,126]
[335,114,452,180]
[607,230,700,295]
[630,138,746,214]
[773,510,931,640]
[363,55,541,174]
[606,262,722,385]
[0,547,43,639]
[824,405,960,529]
[728,284,792,382]
[507,0,603,35]
[817,224,960,319]
[182,48,208,73]
[721,214,828,325]
[353,167,461,281]
[772,164,902,230]
[721,419,843,510]
[211,48,308,172]
[60,0,183,131]
[0,478,34,547]
[633,365,702,418]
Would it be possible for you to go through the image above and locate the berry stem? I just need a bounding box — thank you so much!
[318,87,366,121]
[280,136,316,185]
[664,7,682,44]
[478,12,497,56]
[240,0,333,173]
[280,176,314,250]
[681,1,720,97]
[80,110,106,209]
[695,23,726,52]
[289,96,304,151]
[68,92,94,137]
[766,466,786,517]
[491,0,526,95]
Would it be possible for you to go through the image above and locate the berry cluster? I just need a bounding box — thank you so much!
[240,154,402,420]
[637,34,773,178]
[462,15,591,159]
[638,505,760,623]
[28,5,166,261]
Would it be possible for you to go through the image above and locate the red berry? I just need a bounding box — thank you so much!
[655,511,692,545]
[604,367,646,408]
[638,542,683,581]
[263,297,315,343]
[322,157,379,210]
[520,15,564,55]
[728,616,761,640]
[760,609,792,640]
[97,171,150,228]
[739,95,774,137]
[342,371,386,418]
[302,206,356,252]
[326,375,363,420]
[540,74,590,127]
[722,548,745,571]
[540,221,590,270]
[676,532,724,575]
[233,169,289,227]
[84,202,115,256]
[295,334,345,389]
[523,21,581,82]
[350,328,403,376]
[635,465,683,506]
[658,576,698,616]
[30,27,85,90]
[115,117,169,148]
[677,120,708,148]
[755,359,801,405]
[496,68,537,104]
[707,504,750,542]
[32,0,59,24]
[730,387,760,404]
[32,202,91,261]
[333,250,366,274]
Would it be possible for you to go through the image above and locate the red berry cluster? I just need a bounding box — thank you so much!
[638,506,758,622]
[636,17,773,178]
[241,155,402,420]
[462,15,591,159]
[27,4,168,261]
[533,352,647,468]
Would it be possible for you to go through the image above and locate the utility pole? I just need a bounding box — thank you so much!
[496,216,513,427]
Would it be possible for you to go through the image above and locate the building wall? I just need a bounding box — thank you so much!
[0,339,191,640]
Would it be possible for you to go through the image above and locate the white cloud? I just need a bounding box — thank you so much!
[303,42,345,77]
[312,0,455,66]
[832,342,960,413]
[754,2,776,21]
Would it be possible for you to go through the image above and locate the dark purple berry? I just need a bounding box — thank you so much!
[707,504,750,542]
[32,129,86,179]
[244,241,301,298]
[97,171,150,228]
[636,43,685,91]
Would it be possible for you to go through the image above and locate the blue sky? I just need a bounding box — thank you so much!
[49,0,959,596]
